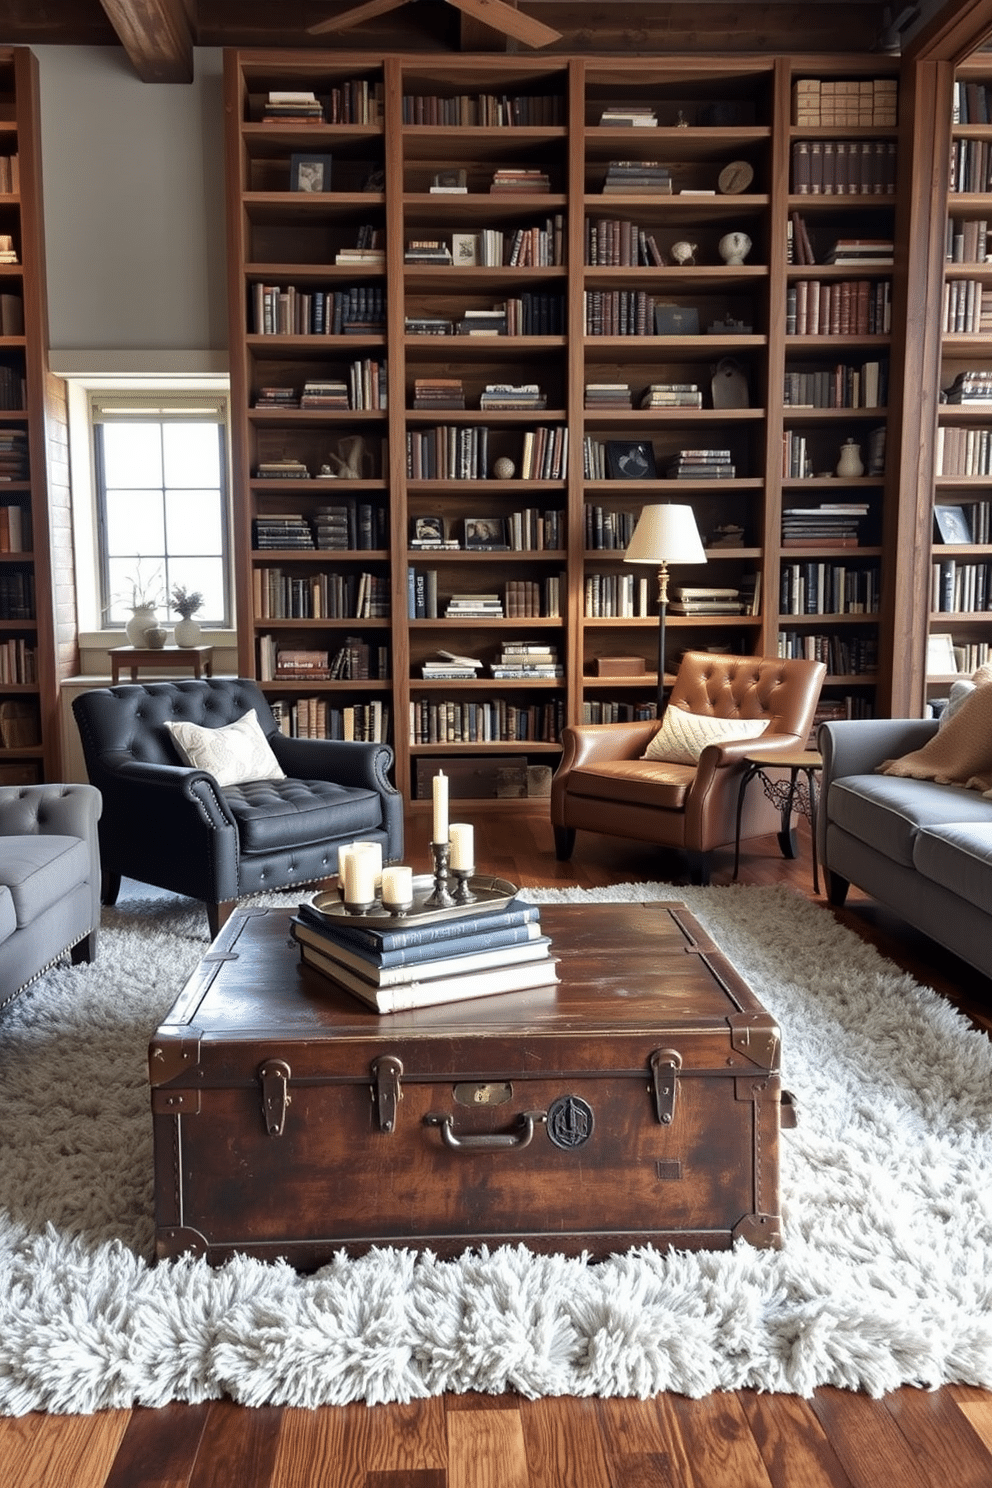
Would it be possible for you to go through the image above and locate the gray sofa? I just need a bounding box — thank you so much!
[818,717,992,979]
[0,783,102,1011]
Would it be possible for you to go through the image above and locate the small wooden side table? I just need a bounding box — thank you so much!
[733,748,823,893]
[110,645,214,685]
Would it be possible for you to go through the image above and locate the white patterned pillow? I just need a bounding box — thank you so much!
[164,709,285,787]
[643,708,767,764]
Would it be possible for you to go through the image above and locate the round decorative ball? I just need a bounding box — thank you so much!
[718,231,752,265]
[493,456,515,480]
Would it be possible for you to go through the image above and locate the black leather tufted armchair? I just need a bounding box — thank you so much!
[72,677,403,937]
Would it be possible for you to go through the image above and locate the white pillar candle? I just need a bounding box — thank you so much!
[448,822,475,872]
[433,770,448,844]
[344,842,378,904]
[381,865,414,908]
[351,839,383,889]
[336,843,353,890]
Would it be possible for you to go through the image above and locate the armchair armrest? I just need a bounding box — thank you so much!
[0,782,102,839]
[556,720,660,773]
[817,718,938,784]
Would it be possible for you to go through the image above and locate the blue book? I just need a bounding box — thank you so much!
[292,913,544,968]
[292,918,550,982]
[295,897,539,954]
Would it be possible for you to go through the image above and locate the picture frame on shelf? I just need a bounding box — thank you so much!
[464,516,509,550]
[430,168,468,193]
[413,515,444,543]
[451,232,478,266]
[654,303,700,336]
[926,632,958,676]
[606,441,657,480]
[934,504,973,544]
[290,154,333,193]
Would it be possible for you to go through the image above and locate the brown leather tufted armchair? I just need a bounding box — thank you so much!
[551,652,825,882]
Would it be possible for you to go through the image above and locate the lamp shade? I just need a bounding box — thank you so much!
[623,504,706,566]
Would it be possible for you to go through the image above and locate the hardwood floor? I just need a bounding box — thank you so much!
[2,804,990,1488]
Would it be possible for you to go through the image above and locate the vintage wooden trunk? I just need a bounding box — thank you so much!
[150,901,793,1268]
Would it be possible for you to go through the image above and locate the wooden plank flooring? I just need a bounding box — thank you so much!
[1,804,990,1488]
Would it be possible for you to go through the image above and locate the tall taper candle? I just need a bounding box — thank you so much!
[433,769,448,844]
[448,822,474,872]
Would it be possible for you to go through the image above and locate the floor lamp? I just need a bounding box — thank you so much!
[624,503,706,714]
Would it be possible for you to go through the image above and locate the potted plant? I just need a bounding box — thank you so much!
[171,584,204,647]
[119,563,164,646]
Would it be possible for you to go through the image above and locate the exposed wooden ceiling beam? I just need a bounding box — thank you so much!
[97,0,194,82]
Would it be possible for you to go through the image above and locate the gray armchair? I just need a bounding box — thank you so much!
[0,783,102,1010]
[72,677,403,936]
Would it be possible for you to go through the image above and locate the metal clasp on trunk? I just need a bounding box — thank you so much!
[372,1054,403,1133]
[260,1058,291,1136]
[649,1048,682,1125]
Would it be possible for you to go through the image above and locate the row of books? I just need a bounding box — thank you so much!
[0,154,19,193]
[0,293,23,336]
[928,640,990,678]
[260,83,383,126]
[585,218,666,267]
[781,503,870,548]
[789,217,893,270]
[252,505,386,551]
[259,639,389,683]
[942,279,992,335]
[408,697,564,745]
[945,217,991,264]
[271,697,390,744]
[401,92,564,127]
[782,360,888,409]
[292,895,557,1014]
[0,234,17,264]
[791,77,897,128]
[935,499,990,541]
[668,585,747,616]
[421,642,561,681]
[251,285,386,337]
[581,700,658,724]
[0,570,35,619]
[406,295,565,338]
[936,425,992,476]
[930,560,992,614]
[669,448,736,479]
[950,139,992,195]
[0,637,36,684]
[478,384,547,411]
[490,168,551,194]
[953,81,992,125]
[254,568,388,621]
[777,631,878,674]
[0,429,28,480]
[584,505,637,550]
[0,502,30,552]
[584,573,653,618]
[779,562,880,616]
[790,140,897,196]
[0,364,25,410]
[584,383,632,408]
[786,279,892,337]
[584,289,662,337]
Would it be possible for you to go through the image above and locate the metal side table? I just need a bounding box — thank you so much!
[733,748,823,893]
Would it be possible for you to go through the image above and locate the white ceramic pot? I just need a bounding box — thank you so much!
[836,439,864,478]
[174,617,202,647]
[144,626,168,649]
[125,604,157,646]
[718,231,752,265]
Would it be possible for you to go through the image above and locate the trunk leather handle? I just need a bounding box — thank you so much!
[424,1110,546,1151]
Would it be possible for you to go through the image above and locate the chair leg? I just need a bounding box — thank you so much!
[553,825,575,861]
[207,900,236,941]
[70,930,97,965]
[101,870,121,906]
[826,870,850,908]
[686,851,711,886]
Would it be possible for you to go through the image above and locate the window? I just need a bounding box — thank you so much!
[92,395,231,628]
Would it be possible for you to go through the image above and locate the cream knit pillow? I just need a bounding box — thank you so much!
[643,708,767,765]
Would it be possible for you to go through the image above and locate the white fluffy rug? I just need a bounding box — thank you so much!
[2,881,992,1415]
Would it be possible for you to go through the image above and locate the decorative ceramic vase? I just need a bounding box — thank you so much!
[174,617,202,647]
[125,604,157,646]
[836,439,864,478]
[144,626,168,649]
[718,231,752,265]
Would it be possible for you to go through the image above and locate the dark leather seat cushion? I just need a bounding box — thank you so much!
[224,778,382,855]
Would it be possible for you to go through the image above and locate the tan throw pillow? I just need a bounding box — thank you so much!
[164,709,285,787]
[643,708,767,765]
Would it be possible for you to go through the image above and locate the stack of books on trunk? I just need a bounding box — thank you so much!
[291,895,557,1013]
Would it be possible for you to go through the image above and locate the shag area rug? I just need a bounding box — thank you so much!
[2,882,991,1416]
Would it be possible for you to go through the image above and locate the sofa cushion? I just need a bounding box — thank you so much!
[827,774,992,868]
[0,835,91,926]
[913,822,992,915]
[0,884,15,945]
[563,759,695,809]
[223,777,383,855]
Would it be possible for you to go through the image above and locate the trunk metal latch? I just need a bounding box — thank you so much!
[260,1058,291,1136]
[650,1048,683,1125]
[372,1054,403,1133]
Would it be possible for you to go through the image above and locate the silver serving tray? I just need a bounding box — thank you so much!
[308,873,520,929]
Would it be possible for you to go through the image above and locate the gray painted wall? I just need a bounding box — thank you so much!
[30,45,227,355]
